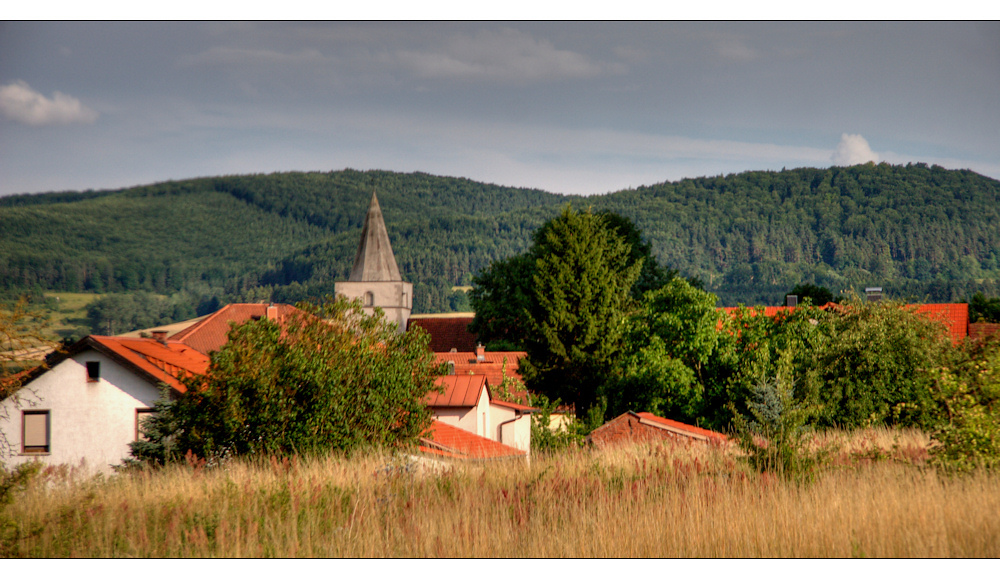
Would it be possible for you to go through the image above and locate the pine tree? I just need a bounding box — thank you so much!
[519,206,642,418]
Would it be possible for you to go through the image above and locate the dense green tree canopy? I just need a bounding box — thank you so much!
[517,206,642,416]
[3,164,998,323]
[611,278,722,421]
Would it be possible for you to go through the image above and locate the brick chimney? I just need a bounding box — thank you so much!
[266,304,278,321]
[476,343,486,363]
[151,330,168,344]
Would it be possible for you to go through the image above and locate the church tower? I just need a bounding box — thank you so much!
[335,191,412,332]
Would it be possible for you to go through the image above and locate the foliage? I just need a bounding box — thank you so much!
[468,254,535,350]
[730,351,826,481]
[133,298,442,462]
[597,211,677,300]
[528,393,585,452]
[611,278,722,421]
[1,299,58,464]
[124,391,183,467]
[4,164,998,318]
[969,292,1000,323]
[804,299,952,428]
[0,461,40,507]
[86,291,197,335]
[518,206,642,417]
[929,337,1000,473]
[787,283,835,306]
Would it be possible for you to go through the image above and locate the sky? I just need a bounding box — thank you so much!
[1,21,999,197]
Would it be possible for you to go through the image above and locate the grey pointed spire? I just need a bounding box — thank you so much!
[348,191,402,282]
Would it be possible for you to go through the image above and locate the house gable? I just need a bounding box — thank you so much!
[0,349,166,472]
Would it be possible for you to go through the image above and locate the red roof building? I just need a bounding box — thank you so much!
[909,303,969,344]
[420,420,527,460]
[169,303,303,355]
[407,313,478,352]
[587,411,727,449]
[87,336,210,394]
[423,374,535,458]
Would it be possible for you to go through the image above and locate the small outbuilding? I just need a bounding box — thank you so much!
[587,411,727,449]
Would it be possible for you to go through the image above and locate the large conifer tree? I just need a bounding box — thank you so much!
[519,206,642,417]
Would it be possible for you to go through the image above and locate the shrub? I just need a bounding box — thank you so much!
[929,337,1000,473]
[130,297,442,463]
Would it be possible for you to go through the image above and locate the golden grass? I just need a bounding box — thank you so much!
[3,431,998,558]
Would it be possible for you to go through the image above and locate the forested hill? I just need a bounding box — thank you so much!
[2,163,999,317]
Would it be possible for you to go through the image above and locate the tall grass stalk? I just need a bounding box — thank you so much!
[2,432,998,557]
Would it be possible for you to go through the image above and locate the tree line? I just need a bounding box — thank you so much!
[2,164,998,337]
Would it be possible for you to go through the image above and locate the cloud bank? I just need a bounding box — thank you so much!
[395,28,612,82]
[832,133,878,165]
[0,80,99,126]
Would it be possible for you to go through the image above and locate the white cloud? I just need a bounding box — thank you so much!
[395,28,612,82]
[831,133,878,165]
[0,80,99,126]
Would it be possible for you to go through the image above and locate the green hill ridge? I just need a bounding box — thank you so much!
[2,163,999,321]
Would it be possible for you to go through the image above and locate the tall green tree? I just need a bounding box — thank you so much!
[518,206,642,417]
[468,253,535,350]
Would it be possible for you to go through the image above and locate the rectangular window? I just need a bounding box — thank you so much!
[136,408,156,441]
[86,361,100,382]
[22,410,50,454]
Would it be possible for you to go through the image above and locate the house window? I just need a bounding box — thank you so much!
[136,408,156,441]
[22,410,50,454]
[364,292,374,307]
[86,361,100,382]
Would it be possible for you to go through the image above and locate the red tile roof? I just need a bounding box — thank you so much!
[426,374,489,408]
[420,419,526,459]
[434,350,527,385]
[909,303,969,344]
[171,303,304,355]
[407,314,478,352]
[588,411,727,449]
[634,412,728,442]
[87,336,210,394]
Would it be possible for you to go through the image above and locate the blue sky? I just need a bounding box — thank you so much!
[1,21,998,196]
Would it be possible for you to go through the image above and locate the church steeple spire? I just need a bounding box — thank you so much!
[336,189,412,332]
[349,190,402,282]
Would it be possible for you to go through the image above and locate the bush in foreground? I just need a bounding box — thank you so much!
[129,298,442,465]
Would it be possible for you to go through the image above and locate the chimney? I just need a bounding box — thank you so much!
[785,295,798,307]
[476,343,486,363]
[266,304,278,321]
[151,330,168,344]
[865,287,883,302]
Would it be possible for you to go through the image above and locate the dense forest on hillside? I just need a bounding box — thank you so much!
[2,163,999,335]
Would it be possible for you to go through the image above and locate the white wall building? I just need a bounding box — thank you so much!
[1,336,207,473]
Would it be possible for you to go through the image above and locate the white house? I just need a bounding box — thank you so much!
[0,335,208,473]
[425,374,534,457]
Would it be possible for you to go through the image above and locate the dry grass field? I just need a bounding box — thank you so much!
[2,428,999,558]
